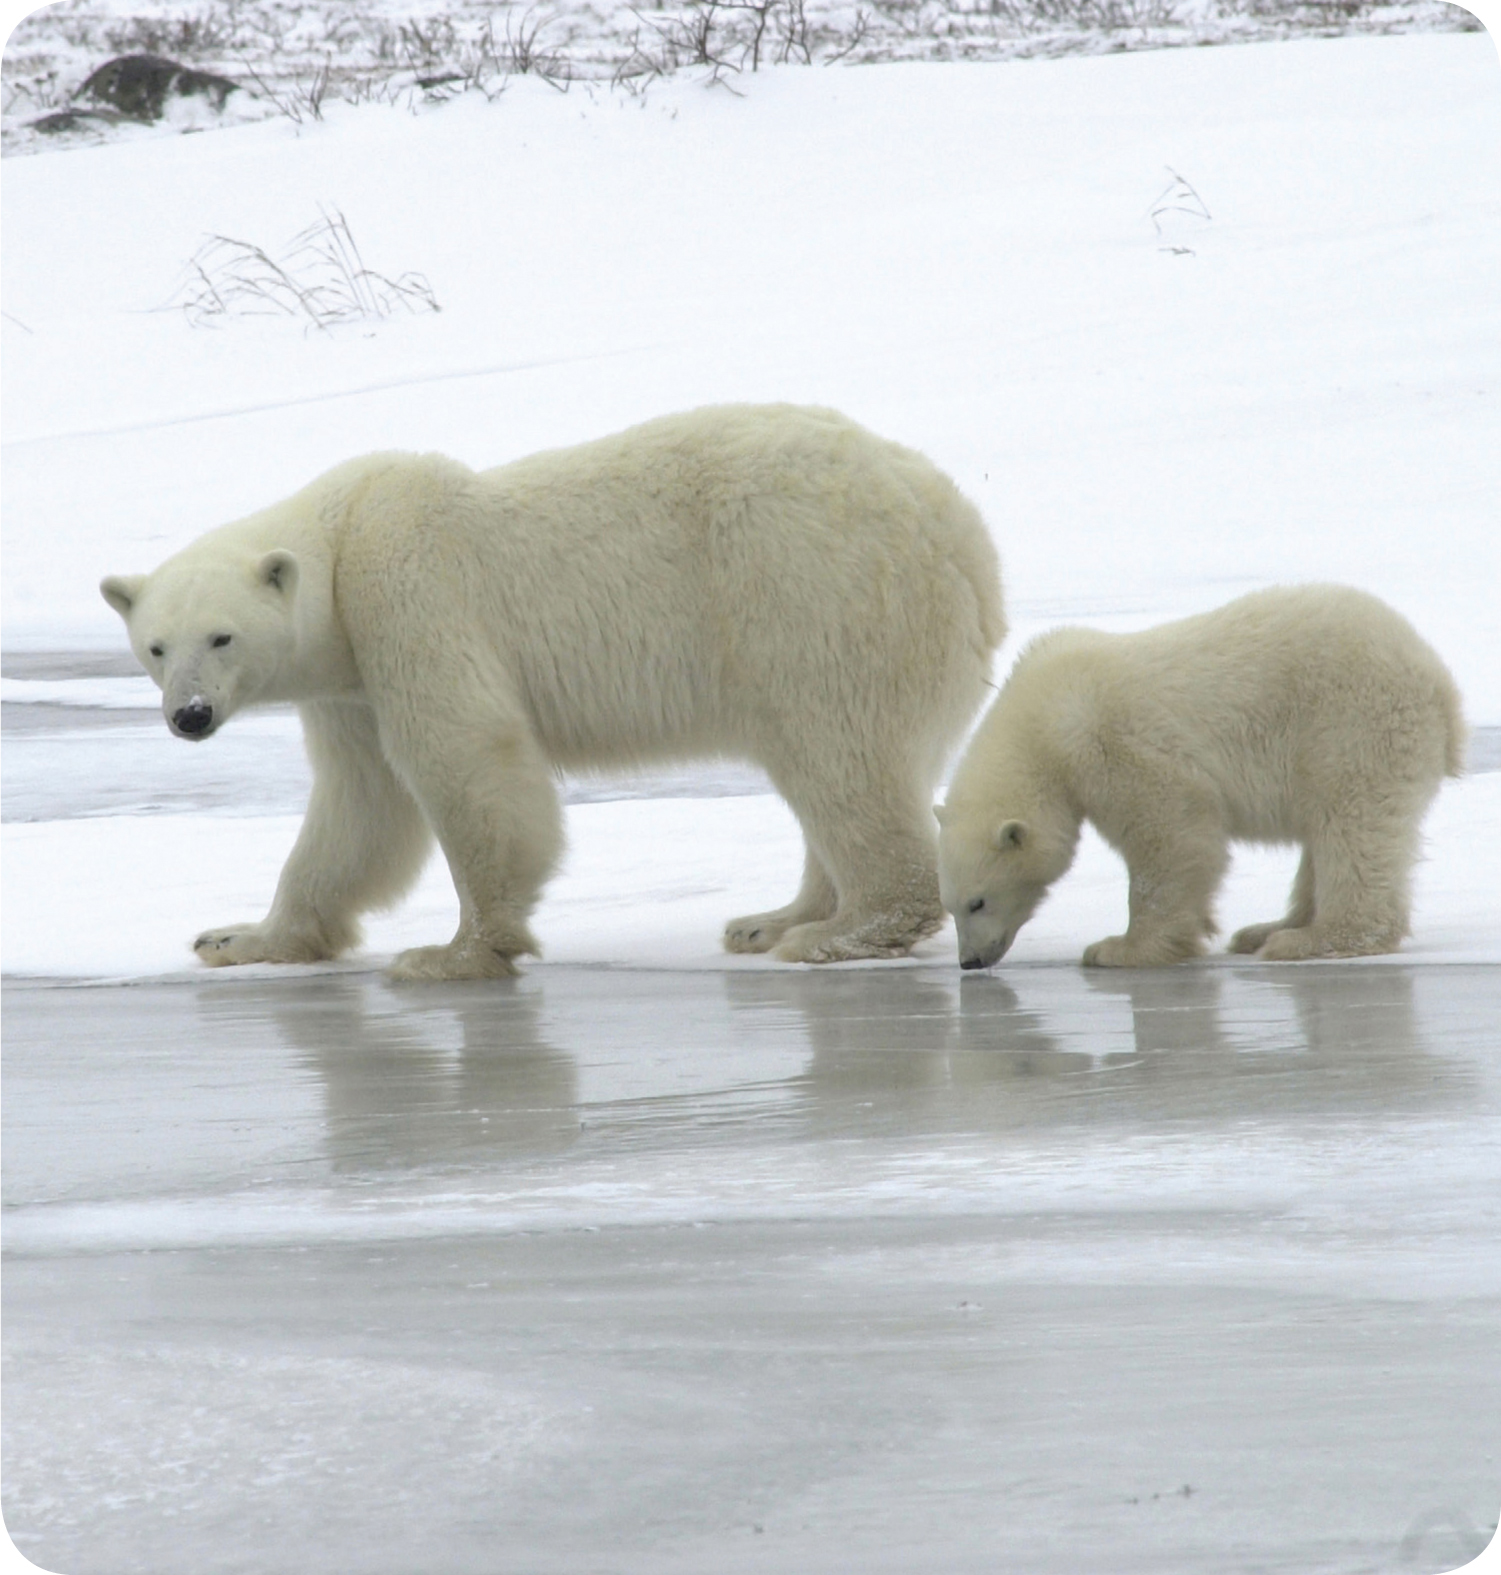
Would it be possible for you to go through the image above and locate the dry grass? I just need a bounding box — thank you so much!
[167,207,441,330]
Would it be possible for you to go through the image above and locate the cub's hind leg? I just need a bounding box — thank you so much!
[1258,816,1416,961]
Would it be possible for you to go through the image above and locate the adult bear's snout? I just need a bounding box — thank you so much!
[172,700,215,737]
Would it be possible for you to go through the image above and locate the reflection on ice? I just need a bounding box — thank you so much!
[4,964,1491,1261]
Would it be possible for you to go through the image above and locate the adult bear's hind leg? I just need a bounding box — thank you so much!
[769,763,944,964]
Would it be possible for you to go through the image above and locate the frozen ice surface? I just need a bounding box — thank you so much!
[4,965,1499,1574]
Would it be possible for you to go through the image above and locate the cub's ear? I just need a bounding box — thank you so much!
[257,550,299,595]
[933,805,950,828]
[100,574,145,620]
[995,819,1028,851]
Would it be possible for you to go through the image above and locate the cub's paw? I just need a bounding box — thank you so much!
[193,924,333,967]
[1228,921,1282,955]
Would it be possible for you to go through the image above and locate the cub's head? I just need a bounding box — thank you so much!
[934,805,1073,970]
[100,548,299,741]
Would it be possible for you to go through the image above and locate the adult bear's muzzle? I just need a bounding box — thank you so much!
[171,699,215,738]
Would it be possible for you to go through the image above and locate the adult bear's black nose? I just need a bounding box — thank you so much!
[173,701,214,737]
[960,954,986,970]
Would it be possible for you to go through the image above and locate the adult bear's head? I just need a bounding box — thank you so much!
[101,546,300,741]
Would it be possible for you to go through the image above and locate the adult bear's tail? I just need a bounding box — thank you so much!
[947,491,1007,662]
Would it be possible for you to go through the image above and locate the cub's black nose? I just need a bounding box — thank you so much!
[173,701,214,736]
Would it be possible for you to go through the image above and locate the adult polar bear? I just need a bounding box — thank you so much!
[102,405,1005,979]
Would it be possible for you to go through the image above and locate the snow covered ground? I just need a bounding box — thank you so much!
[4,24,1500,980]
[4,15,1501,1575]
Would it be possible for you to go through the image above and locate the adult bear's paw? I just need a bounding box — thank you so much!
[773,916,921,964]
[1228,920,1283,955]
[1082,931,1202,968]
[193,923,335,966]
[388,929,535,982]
[1256,924,1398,962]
[723,909,790,954]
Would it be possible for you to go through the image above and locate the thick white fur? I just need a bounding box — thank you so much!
[102,404,1004,978]
[937,585,1465,969]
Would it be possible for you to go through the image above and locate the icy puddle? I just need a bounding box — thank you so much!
[4,963,1498,1574]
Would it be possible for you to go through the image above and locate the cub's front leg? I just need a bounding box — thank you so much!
[1083,813,1229,968]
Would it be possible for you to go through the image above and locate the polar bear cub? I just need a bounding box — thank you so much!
[101,404,1004,979]
[936,585,1464,968]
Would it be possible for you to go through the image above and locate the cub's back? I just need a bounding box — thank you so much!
[1004,586,1459,810]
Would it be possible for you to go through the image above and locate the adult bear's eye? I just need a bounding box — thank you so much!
[149,643,164,658]
[967,897,986,914]
[211,634,232,648]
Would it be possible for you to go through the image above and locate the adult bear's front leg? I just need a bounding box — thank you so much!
[194,700,432,968]
[377,686,564,983]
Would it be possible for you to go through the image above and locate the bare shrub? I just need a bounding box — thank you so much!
[1149,167,1211,234]
[3,0,1480,152]
[238,55,331,123]
[169,207,440,330]
[502,7,571,81]
[100,11,240,61]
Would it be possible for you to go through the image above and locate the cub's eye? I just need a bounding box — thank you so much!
[967,897,986,914]
[148,643,164,658]
[211,634,232,648]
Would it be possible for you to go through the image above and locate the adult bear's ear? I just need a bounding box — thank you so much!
[258,550,299,596]
[100,574,145,620]
[995,819,1028,851]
